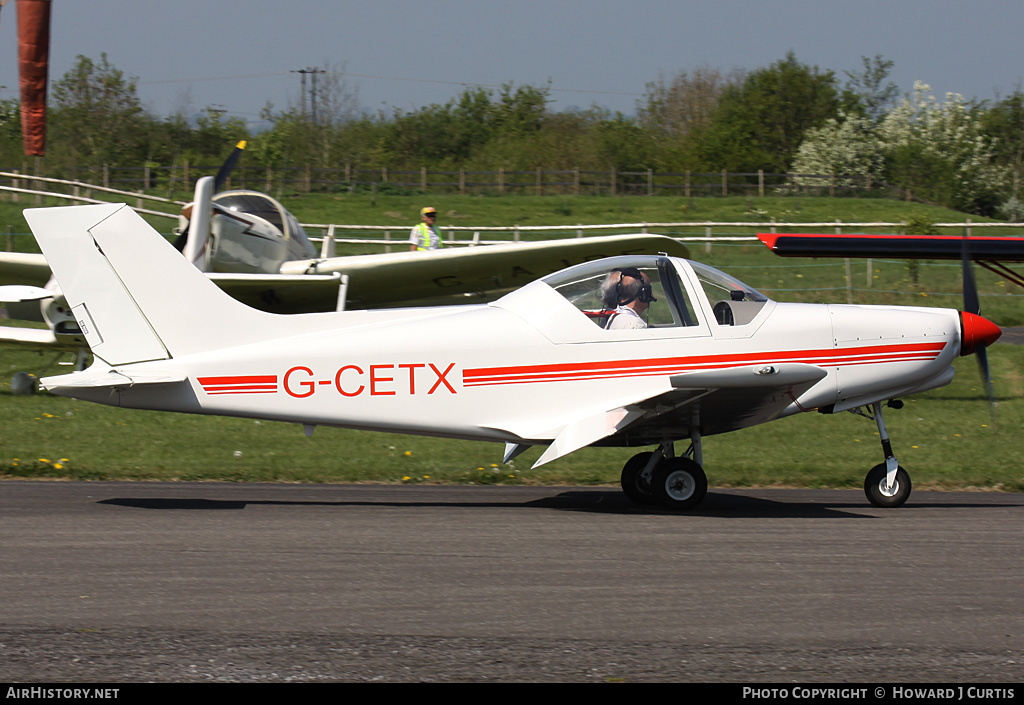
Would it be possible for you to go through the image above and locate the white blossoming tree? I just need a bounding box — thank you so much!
[791,82,1009,212]
[790,111,884,189]
[878,82,1006,210]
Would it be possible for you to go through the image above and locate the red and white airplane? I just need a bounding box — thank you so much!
[24,203,1002,510]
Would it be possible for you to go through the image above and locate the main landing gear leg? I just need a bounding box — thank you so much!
[863,401,912,508]
[620,432,709,511]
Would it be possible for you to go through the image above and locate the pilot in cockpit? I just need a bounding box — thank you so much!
[600,267,656,330]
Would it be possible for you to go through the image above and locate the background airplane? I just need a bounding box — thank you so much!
[0,142,688,369]
[24,202,1002,510]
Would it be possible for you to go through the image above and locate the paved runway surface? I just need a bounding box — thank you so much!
[2,481,1021,683]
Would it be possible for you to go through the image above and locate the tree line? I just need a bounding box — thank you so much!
[0,52,1021,218]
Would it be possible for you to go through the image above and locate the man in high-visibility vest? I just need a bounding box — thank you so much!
[409,207,443,251]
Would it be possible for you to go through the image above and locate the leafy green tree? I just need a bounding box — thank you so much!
[981,90,1024,201]
[842,55,900,122]
[694,52,842,173]
[0,98,24,165]
[637,66,741,171]
[49,54,149,175]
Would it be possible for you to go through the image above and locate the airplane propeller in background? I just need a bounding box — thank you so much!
[173,140,247,267]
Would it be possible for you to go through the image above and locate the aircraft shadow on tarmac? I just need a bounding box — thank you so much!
[96,489,1018,519]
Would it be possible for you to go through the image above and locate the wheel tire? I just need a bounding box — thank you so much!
[620,452,658,505]
[652,457,708,510]
[864,463,912,508]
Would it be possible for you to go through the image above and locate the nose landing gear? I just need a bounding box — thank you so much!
[857,400,912,508]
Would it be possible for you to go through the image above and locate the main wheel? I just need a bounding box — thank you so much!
[652,457,708,510]
[620,452,658,505]
[864,463,912,508]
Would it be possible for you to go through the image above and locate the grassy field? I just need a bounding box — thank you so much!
[2,192,1023,490]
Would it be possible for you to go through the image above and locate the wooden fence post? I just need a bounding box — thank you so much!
[498,167,504,195]
[536,168,542,197]
[609,168,616,196]
[647,168,653,196]
[721,170,727,196]
[758,170,764,198]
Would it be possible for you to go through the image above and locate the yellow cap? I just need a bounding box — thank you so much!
[421,207,437,216]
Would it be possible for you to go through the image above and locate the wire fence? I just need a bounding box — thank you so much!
[2,164,924,200]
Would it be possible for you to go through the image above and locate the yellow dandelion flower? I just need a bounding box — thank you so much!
[404,451,413,456]
[38,458,50,463]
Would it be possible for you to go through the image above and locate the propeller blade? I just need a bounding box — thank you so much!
[961,232,980,315]
[174,141,245,254]
[976,341,998,427]
[213,140,247,192]
[961,233,998,420]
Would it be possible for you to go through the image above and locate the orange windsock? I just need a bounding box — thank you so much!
[17,0,51,157]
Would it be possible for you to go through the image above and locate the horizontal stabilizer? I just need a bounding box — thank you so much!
[41,365,187,392]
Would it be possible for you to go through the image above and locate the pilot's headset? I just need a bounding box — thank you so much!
[615,267,657,305]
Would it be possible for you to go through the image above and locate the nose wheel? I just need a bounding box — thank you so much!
[864,463,912,507]
[859,400,913,508]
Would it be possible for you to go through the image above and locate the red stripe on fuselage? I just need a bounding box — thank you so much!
[198,375,278,395]
[462,342,947,387]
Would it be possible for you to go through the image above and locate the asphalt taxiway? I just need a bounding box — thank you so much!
[2,481,1021,682]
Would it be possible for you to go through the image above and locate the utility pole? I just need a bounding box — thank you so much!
[291,66,326,123]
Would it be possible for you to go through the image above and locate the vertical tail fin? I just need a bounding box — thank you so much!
[25,203,274,365]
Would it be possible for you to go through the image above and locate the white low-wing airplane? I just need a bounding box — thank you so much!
[25,203,1002,510]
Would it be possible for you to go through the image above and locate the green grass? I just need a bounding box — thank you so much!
[2,191,1023,489]
[2,345,1022,491]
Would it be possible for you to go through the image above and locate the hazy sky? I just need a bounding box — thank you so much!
[1,0,1022,130]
